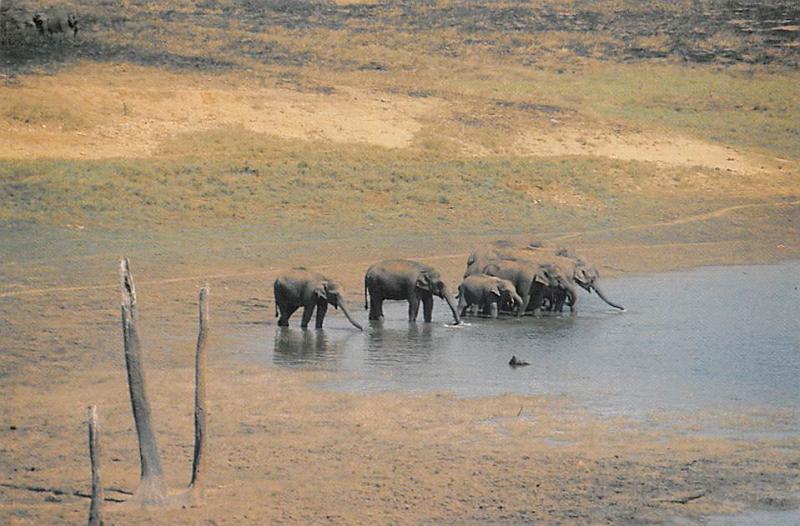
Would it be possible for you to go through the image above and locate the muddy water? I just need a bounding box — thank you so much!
[229,262,800,421]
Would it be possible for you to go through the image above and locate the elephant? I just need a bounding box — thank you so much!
[465,240,624,311]
[274,268,363,330]
[482,259,576,315]
[364,259,461,324]
[549,249,624,311]
[542,285,570,312]
[32,12,78,37]
[457,274,523,318]
[463,239,519,278]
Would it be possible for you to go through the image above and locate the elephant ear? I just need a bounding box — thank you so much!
[415,272,433,292]
[314,282,328,301]
[533,270,549,285]
[574,267,589,286]
[489,285,501,298]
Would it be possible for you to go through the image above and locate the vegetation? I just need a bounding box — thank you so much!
[1,0,798,238]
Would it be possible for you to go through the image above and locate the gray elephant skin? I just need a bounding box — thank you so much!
[482,259,576,314]
[464,240,624,312]
[32,12,78,37]
[457,274,523,318]
[364,259,461,324]
[274,268,363,330]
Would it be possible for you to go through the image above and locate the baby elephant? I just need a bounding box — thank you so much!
[457,274,523,318]
[274,268,362,330]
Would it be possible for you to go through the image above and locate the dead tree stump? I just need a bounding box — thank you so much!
[188,285,209,505]
[119,258,167,505]
[87,405,103,526]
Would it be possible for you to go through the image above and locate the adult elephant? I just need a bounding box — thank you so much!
[364,259,461,324]
[483,259,576,315]
[457,274,523,318]
[465,241,624,311]
[549,249,625,311]
[463,239,519,278]
[32,12,78,37]
[274,268,363,330]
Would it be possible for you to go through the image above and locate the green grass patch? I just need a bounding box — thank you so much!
[3,136,786,239]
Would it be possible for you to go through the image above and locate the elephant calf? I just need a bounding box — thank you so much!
[364,259,460,324]
[457,274,523,318]
[274,268,362,330]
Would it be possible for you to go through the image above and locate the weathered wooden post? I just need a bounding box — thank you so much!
[188,285,209,505]
[119,258,167,505]
[87,405,103,526]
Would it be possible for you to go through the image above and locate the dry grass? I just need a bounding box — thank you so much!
[1,0,797,240]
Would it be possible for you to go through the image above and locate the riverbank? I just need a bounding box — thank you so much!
[1,220,799,524]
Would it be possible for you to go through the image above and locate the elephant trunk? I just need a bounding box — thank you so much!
[592,285,625,311]
[510,292,524,315]
[338,300,364,330]
[442,291,461,325]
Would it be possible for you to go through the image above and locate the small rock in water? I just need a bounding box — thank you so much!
[509,355,530,367]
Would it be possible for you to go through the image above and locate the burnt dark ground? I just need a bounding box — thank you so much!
[1,0,797,75]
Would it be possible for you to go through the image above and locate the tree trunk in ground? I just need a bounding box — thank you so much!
[189,285,209,506]
[119,258,167,505]
[87,405,103,526]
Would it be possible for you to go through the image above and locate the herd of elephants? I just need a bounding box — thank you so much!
[273,240,625,331]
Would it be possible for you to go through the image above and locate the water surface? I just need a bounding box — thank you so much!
[227,262,800,421]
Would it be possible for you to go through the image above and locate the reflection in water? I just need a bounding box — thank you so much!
[365,321,434,366]
[228,262,800,422]
[272,328,340,368]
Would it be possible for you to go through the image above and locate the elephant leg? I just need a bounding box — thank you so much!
[519,293,531,316]
[488,301,498,319]
[457,294,468,317]
[422,294,434,323]
[315,302,328,329]
[529,288,545,316]
[300,304,315,329]
[408,296,420,322]
[278,303,298,327]
[368,293,383,320]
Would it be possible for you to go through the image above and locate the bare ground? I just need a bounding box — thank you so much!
[1,204,799,524]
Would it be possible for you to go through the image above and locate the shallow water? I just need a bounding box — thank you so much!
[228,262,800,421]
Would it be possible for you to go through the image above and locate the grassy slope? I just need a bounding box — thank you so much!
[1,0,798,240]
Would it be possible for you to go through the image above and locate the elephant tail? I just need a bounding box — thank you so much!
[275,301,278,318]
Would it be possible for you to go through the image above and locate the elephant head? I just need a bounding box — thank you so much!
[416,269,461,324]
[494,278,524,315]
[32,13,46,34]
[314,280,363,330]
[570,259,624,311]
